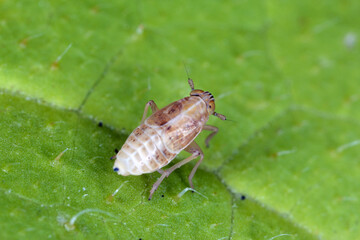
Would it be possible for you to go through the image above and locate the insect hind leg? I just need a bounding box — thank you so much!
[184,141,204,189]
[148,142,203,200]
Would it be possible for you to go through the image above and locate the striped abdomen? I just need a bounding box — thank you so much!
[113,124,176,176]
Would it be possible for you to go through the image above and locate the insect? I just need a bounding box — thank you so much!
[113,78,226,200]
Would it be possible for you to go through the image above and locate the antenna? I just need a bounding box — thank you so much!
[183,62,194,90]
[214,112,227,121]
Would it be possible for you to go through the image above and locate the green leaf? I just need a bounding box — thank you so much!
[1,0,359,239]
[220,108,360,239]
[0,92,233,239]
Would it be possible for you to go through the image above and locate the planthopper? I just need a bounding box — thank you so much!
[113,78,226,200]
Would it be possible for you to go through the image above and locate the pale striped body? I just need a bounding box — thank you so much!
[113,96,209,176]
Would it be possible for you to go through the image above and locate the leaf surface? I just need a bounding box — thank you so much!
[1,0,359,239]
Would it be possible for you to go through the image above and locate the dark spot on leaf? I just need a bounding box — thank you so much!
[98,121,103,127]
[161,194,164,197]
[241,195,246,200]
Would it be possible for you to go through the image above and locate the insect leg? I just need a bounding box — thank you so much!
[184,141,204,189]
[157,169,164,174]
[202,125,219,148]
[148,146,202,200]
[141,100,159,124]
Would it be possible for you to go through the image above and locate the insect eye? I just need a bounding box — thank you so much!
[208,101,215,113]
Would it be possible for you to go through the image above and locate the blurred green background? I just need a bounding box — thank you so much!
[1,0,359,239]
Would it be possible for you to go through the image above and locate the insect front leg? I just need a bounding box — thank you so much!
[202,125,218,148]
[141,100,159,124]
[148,142,203,200]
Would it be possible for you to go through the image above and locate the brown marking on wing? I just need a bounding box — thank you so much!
[162,98,208,152]
[164,117,203,152]
[167,101,183,116]
[146,100,185,126]
[146,110,171,126]
[180,96,200,111]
